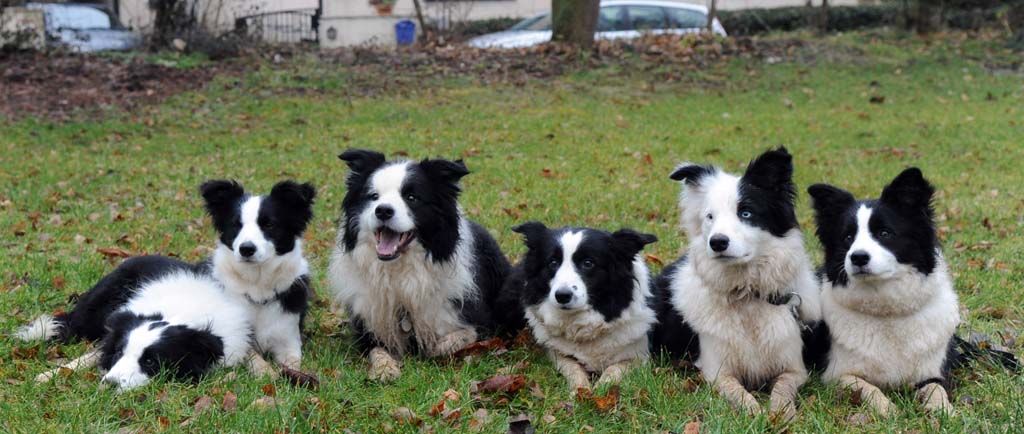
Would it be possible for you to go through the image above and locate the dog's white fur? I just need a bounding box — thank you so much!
[669,169,820,419]
[211,195,309,370]
[821,207,959,415]
[525,233,656,391]
[15,314,62,341]
[104,271,252,390]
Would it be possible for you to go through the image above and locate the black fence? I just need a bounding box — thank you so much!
[235,8,319,44]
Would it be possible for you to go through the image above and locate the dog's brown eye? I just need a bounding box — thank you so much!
[369,193,380,201]
[406,194,418,203]
[706,213,713,220]
[844,234,854,243]
[879,230,892,239]
[580,259,595,270]
[548,258,559,270]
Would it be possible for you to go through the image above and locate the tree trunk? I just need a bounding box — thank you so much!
[551,0,600,48]
[914,0,943,34]
[1008,3,1024,50]
[706,0,717,33]
[411,0,427,43]
[818,0,829,34]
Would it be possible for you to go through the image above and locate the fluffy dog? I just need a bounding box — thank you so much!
[651,147,821,420]
[506,222,658,391]
[328,149,515,381]
[808,168,959,415]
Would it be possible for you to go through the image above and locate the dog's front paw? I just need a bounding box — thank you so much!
[35,370,57,383]
[435,329,478,357]
[368,347,401,382]
[769,399,797,423]
[737,394,762,416]
[865,392,894,416]
[918,383,955,416]
[594,363,629,388]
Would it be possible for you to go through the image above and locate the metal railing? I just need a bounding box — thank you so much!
[234,8,319,44]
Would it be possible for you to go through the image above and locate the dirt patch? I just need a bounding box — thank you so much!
[0,52,230,122]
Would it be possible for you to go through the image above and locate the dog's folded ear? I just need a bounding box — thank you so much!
[610,229,658,260]
[880,167,935,216]
[669,163,716,186]
[338,149,387,175]
[807,184,856,214]
[200,179,245,215]
[420,158,471,185]
[742,147,795,197]
[512,221,549,250]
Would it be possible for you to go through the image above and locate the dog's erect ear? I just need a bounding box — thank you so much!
[610,229,658,261]
[808,183,857,220]
[880,167,935,216]
[742,147,795,195]
[270,180,317,208]
[199,180,245,217]
[669,163,716,186]
[419,158,470,185]
[512,221,549,250]
[338,149,387,175]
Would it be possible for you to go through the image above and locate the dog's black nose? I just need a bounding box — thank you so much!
[709,234,730,253]
[239,242,257,258]
[850,250,870,267]
[375,205,394,221]
[554,288,573,304]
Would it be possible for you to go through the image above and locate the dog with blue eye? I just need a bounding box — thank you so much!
[650,147,822,421]
[504,221,658,392]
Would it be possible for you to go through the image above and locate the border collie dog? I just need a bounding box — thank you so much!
[328,149,514,382]
[651,147,821,420]
[808,168,959,415]
[506,222,658,392]
[202,179,316,371]
[16,179,315,381]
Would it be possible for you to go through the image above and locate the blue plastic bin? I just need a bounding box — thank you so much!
[395,20,415,45]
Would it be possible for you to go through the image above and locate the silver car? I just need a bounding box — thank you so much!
[468,0,726,49]
[27,2,140,52]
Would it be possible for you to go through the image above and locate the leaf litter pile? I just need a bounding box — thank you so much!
[2,34,822,122]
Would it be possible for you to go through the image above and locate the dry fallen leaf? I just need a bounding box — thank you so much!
[281,367,319,389]
[684,420,701,434]
[261,383,276,397]
[250,396,278,410]
[474,374,526,396]
[392,407,421,426]
[468,408,489,432]
[453,337,506,358]
[442,388,462,402]
[193,395,213,414]
[222,391,237,411]
[97,247,131,258]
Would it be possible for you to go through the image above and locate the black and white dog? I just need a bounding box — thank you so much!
[807,168,959,415]
[202,179,315,372]
[328,149,514,382]
[16,179,315,385]
[505,222,657,391]
[651,147,821,420]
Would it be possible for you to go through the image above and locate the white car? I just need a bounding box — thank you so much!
[467,0,726,49]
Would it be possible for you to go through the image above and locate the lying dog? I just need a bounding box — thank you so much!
[808,168,959,415]
[17,179,316,382]
[651,147,821,420]
[328,150,516,381]
[506,222,657,391]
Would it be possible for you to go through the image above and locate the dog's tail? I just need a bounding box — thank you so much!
[951,335,1021,372]
[14,314,67,342]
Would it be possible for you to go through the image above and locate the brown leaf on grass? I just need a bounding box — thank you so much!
[684,420,701,434]
[453,337,506,358]
[540,168,555,178]
[391,407,421,426]
[576,386,620,413]
[474,374,526,395]
[117,408,135,420]
[193,395,214,414]
[429,399,447,417]
[52,275,65,290]
[157,415,170,429]
[281,367,320,389]
[44,345,65,361]
[250,396,278,410]
[869,95,885,104]
[845,413,870,426]
[644,253,664,267]
[97,247,131,258]
[529,382,546,399]
[441,388,462,402]
[222,391,238,411]
[12,346,39,359]
[261,383,276,397]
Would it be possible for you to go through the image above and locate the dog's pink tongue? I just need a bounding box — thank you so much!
[376,231,401,256]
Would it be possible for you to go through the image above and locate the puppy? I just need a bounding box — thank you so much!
[506,222,658,392]
[328,149,515,381]
[808,168,959,415]
[651,147,821,420]
[17,179,315,380]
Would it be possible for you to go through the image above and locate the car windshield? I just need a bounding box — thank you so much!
[48,5,115,30]
[509,14,552,31]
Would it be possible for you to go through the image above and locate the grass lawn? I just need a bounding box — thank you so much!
[1,30,1023,433]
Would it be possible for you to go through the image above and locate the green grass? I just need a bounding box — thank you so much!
[2,30,1023,433]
